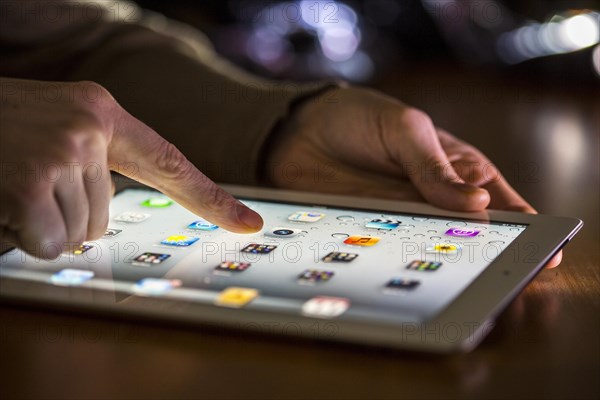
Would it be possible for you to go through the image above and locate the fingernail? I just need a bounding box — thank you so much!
[450,183,490,210]
[236,203,263,231]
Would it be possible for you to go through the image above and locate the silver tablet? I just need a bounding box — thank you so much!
[0,185,582,353]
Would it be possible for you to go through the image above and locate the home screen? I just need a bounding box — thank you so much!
[0,188,527,324]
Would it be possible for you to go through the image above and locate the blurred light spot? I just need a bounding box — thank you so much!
[497,11,600,64]
[593,44,600,75]
[562,14,600,48]
[537,110,587,183]
[246,27,292,72]
[549,119,585,166]
[320,23,360,61]
[242,0,369,81]
[324,50,374,81]
[299,0,357,29]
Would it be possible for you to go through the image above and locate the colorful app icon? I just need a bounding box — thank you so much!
[297,269,335,285]
[406,260,442,272]
[264,227,301,238]
[187,219,218,231]
[72,244,93,255]
[322,251,359,263]
[215,287,259,308]
[365,218,401,230]
[288,211,326,223]
[51,269,94,286]
[383,278,421,293]
[343,235,380,247]
[241,243,277,254]
[214,261,252,274]
[425,243,460,254]
[445,227,480,237]
[302,296,350,318]
[132,252,171,266]
[141,197,173,208]
[133,278,182,296]
[114,211,150,223]
[103,228,122,238]
[160,235,199,247]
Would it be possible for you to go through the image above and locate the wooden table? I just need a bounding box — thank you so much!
[1,67,598,399]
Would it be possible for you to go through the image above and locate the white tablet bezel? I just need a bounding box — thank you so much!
[0,184,582,353]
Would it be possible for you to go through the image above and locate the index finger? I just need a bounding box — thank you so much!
[106,108,263,233]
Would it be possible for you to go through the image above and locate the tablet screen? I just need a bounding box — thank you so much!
[0,188,528,325]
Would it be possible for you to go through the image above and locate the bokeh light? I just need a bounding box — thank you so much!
[497,11,600,64]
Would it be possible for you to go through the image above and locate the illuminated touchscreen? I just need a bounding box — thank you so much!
[0,188,527,324]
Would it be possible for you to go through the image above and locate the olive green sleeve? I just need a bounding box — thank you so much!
[0,0,337,185]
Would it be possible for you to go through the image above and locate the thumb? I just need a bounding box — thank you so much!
[392,109,490,211]
[106,107,263,233]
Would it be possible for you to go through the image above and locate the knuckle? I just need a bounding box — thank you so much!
[204,184,235,213]
[53,112,106,158]
[73,81,115,109]
[154,141,191,181]
[422,153,445,170]
[398,107,434,130]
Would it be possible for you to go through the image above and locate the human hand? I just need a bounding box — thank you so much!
[0,78,263,259]
[264,87,561,268]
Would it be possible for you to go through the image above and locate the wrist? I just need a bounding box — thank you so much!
[259,85,343,186]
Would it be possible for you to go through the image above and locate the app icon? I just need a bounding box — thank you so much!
[51,269,94,286]
[264,227,301,238]
[365,218,401,230]
[343,236,380,247]
[215,287,259,308]
[322,251,359,263]
[241,243,277,254]
[406,260,442,272]
[141,197,173,208]
[214,261,252,274]
[288,211,326,223]
[160,235,199,247]
[445,227,480,237]
[103,228,122,238]
[114,211,150,223]
[71,244,93,255]
[187,219,218,231]
[297,269,335,285]
[425,243,460,254]
[132,252,171,266]
[302,296,350,318]
[133,278,182,296]
[383,278,421,293]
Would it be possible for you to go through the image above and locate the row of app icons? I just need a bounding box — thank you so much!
[48,268,426,318]
[51,255,439,290]
[104,228,463,251]
[69,238,458,267]
[215,259,441,279]
[74,237,460,258]
[115,201,482,237]
[132,250,445,276]
[50,269,349,317]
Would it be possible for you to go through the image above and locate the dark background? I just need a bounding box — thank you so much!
[134,0,600,85]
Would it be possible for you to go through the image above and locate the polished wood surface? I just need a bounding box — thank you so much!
[1,67,598,399]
